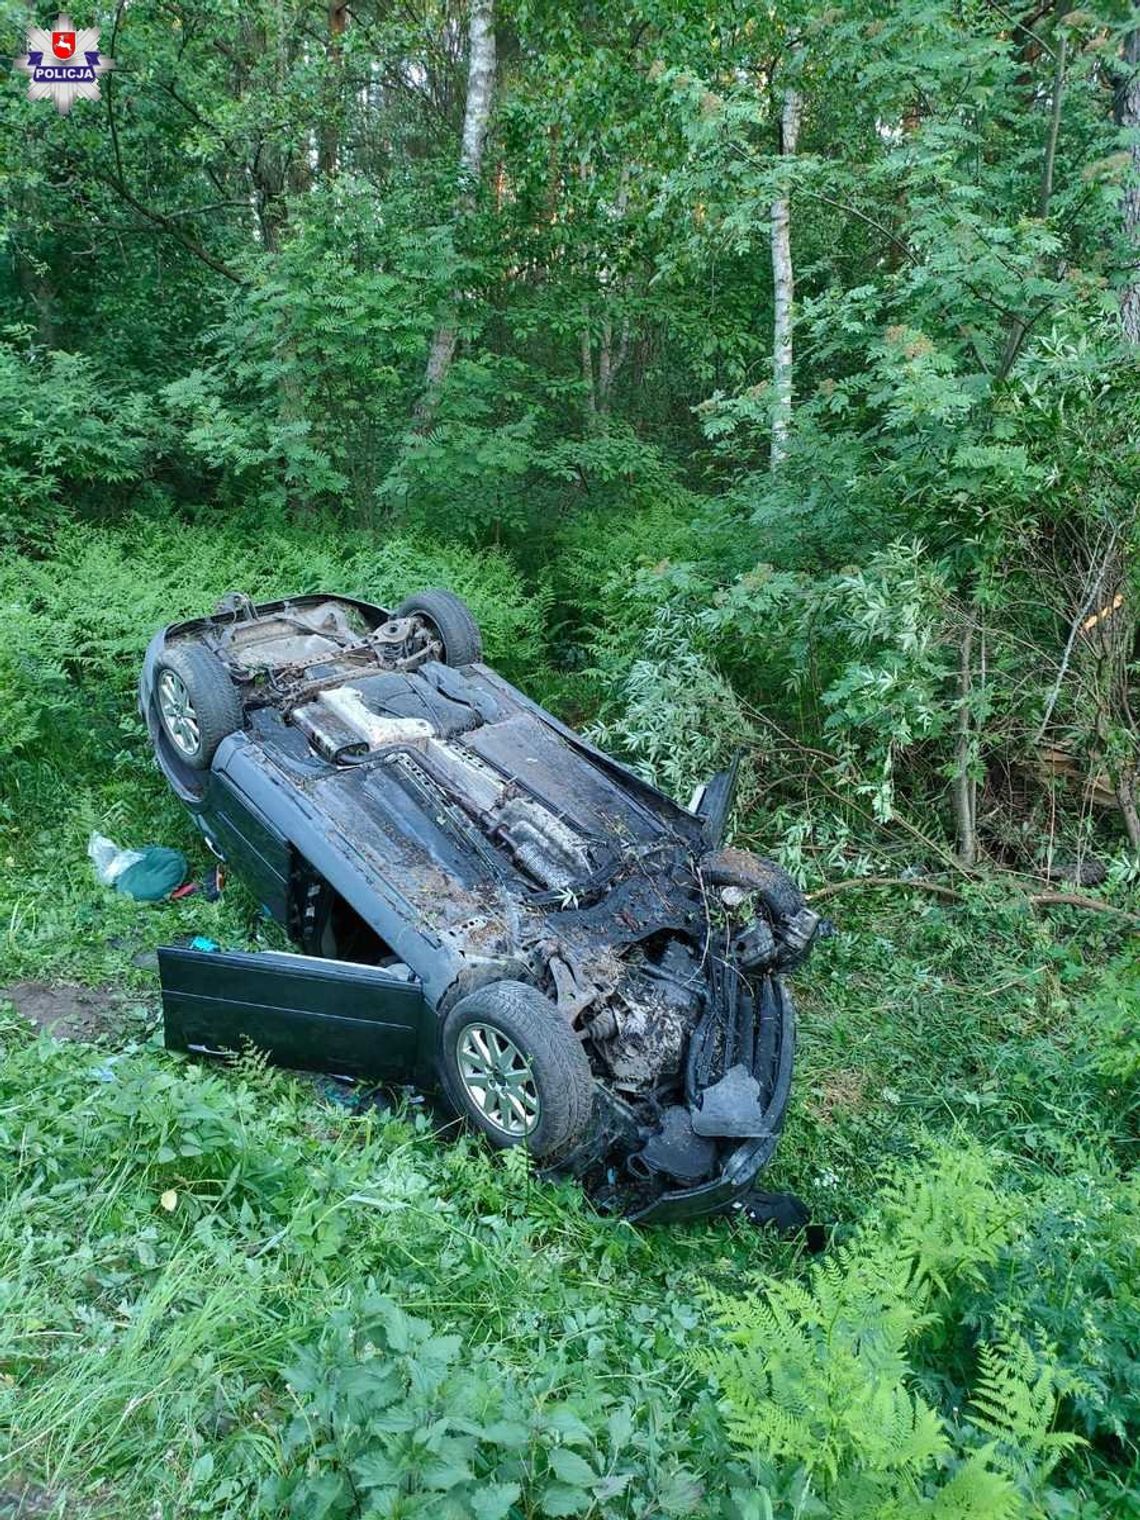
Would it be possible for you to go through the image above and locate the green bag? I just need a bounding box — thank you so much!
[115,846,188,902]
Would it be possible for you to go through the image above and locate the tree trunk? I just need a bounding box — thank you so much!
[458,0,496,187]
[1120,13,1140,343]
[597,312,630,414]
[415,0,496,429]
[770,82,801,468]
[317,0,348,179]
[580,323,596,423]
[1116,768,1140,853]
[1113,9,1140,847]
[953,619,978,866]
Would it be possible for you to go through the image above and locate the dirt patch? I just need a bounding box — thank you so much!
[0,1480,114,1517]
[0,982,125,1042]
[807,1066,868,1124]
[0,1482,65,1518]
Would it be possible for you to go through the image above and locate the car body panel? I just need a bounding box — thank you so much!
[158,946,431,1082]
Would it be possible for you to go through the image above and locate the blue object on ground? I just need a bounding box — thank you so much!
[189,935,221,953]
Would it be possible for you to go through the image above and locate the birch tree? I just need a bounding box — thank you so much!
[769,73,801,468]
[1112,4,1140,850]
[416,0,497,429]
[1121,9,1140,345]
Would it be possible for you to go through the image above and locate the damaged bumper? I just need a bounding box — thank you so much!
[563,964,801,1224]
[630,973,797,1222]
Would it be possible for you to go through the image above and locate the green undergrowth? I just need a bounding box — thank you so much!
[1,860,1136,1516]
[1,521,1138,1516]
[0,986,1136,1518]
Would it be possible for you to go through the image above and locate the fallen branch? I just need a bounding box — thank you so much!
[807,875,1140,928]
[809,875,961,903]
[1026,890,1140,924]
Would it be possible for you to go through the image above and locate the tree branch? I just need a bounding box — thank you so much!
[808,874,1140,927]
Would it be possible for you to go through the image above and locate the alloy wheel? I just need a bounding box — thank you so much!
[456,1022,541,1137]
[158,669,201,758]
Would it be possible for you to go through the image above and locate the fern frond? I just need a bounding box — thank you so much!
[925,1451,1025,1520]
[969,1336,1086,1481]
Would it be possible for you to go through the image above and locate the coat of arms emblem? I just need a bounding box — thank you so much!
[16,13,115,115]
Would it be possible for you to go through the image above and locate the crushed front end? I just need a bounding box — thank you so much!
[530,845,822,1223]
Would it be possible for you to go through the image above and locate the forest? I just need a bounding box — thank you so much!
[0,0,1138,1515]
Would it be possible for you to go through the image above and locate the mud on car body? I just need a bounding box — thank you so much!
[140,589,822,1222]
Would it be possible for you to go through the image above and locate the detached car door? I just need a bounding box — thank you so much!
[158,947,430,1082]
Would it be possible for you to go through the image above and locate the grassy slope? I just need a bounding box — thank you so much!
[1,522,1138,1517]
[3,789,1137,1516]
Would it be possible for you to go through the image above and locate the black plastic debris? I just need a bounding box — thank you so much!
[634,1106,718,1183]
[691,1062,770,1138]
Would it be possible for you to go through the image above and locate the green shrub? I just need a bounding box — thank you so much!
[0,512,549,793]
[701,1142,1099,1518]
[0,340,166,548]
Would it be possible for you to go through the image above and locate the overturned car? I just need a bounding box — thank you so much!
[140,589,821,1222]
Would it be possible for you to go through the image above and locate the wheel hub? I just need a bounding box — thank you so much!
[158,670,201,757]
[456,1022,540,1137]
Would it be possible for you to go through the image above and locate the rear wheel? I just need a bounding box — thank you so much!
[154,643,243,770]
[396,588,482,666]
[439,981,594,1161]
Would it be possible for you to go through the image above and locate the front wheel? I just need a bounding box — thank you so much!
[439,981,594,1162]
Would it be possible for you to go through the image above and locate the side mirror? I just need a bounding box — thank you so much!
[690,750,740,846]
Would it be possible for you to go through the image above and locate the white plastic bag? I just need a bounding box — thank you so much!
[88,832,145,886]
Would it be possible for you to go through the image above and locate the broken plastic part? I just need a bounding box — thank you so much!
[631,1106,718,1184]
[778,906,822,963]
[691,1062,771,1138]
[732,918,777,969]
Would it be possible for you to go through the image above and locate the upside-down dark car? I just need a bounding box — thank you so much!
[140,589,822,1222]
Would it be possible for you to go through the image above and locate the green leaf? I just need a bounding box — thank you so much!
[539,1480,592,1517]
[351,1450,401,1489]
[548,1448,596,1487]
[420,1455,474,1491]
[470,1483,521,1520]
[542,1407,594,1446]
[483,1420,530,1450]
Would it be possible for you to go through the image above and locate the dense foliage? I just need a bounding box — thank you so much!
[3,0,1140,861]
[2,0,1139,1514]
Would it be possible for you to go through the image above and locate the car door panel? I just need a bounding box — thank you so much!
[194,772,291,923]
[159,947,428,1080]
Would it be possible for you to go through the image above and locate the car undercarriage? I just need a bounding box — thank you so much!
[142,590,823,1223]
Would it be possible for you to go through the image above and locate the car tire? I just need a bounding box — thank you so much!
[439,981,594,1162]
[699,848,806,922]
[154,642,243,770]
[396,588,483,666]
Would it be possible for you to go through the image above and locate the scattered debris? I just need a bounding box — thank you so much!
[88,832,188,902]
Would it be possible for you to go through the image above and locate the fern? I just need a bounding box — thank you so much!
[921,1453,1025,1520]
[879,1142,1018,1297]
[703,1244,947,1490]
[698,1143,1094,1516]
[235,1036,276,1094]
[969,1336,1087,1483]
